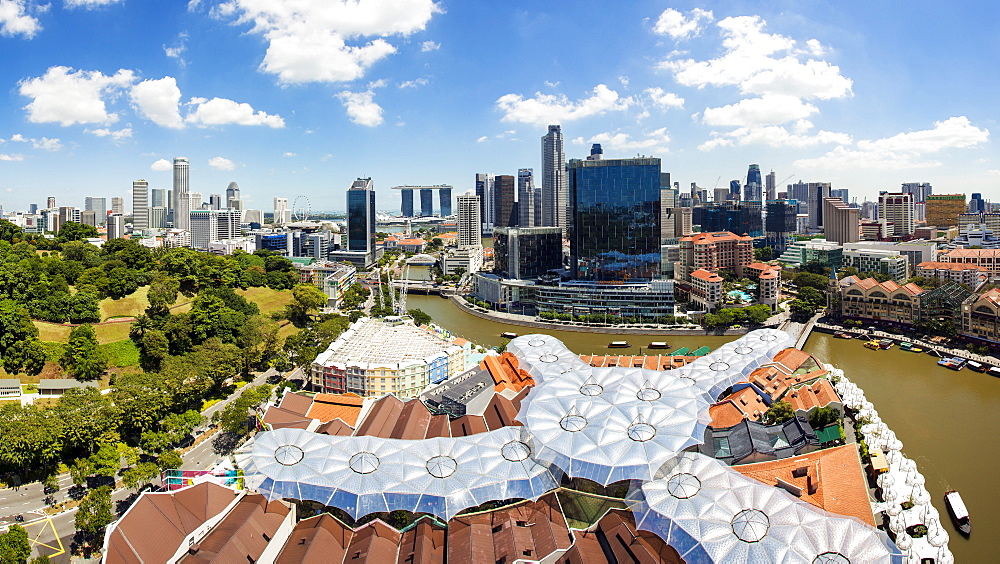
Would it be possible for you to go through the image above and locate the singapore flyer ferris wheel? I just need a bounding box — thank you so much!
[292,196,311,221]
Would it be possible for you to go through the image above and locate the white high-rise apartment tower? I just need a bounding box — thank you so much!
[878,192,915,236]
[274,198,291,224]
[541,125,567,231]
[173,157,190,231]
[132,180,149,231]
[457,194,481,249]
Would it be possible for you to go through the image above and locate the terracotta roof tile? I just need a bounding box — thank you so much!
[446,494,571,564]
[180,495,291,563]
[306,393,364,426]
[733,444,875,526]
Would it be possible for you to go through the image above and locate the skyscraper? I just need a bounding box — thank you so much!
[744,164,762,202]
[878,192,915,236]
[568,157,661,281]
[806,182,832,231]
[822,197,860,244]
[765,199,798,251]
[493,175,517,229]
[111,197,124,215]
[517,168,535,227]
[150,188,165,209]
[132,180,149,231]
[107,213,125,240]
[273,198,290,224]
[189,209,242,249]
[925,194,966,227]
[901,182,932,203]
[347,178,376,254]
[765,170,777,201]
[46,197,56,209]
[401,189,414,217]
[419,189,434,217]
[173,157,190,231]
[84,197,106,214]
[475,173,495,234]
[209,194,222,210]
[970,193,986,213]
[729,180,741,198]
[457,194,481,249]
[541,125,567,231]
[438,187,452,217]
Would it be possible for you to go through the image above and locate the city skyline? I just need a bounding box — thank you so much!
[0,1,997,211]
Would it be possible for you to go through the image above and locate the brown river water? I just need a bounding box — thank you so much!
[409,294,996,561]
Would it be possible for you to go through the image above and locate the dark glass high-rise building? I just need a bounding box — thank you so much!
[765,199,798,251]
[493,175,517,228]
[568,157,661,281]
[439,187,452,217]
[744,164,762,202]
[419,188,434,217]
[493,226,563,279]
[730,180,741,197]
[694,202,763,237]
[347,178,376,253]
[400,189,414,217]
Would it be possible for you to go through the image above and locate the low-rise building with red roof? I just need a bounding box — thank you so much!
[960,287,1000,348]
[840,276,925,326]
[785,379,843,418]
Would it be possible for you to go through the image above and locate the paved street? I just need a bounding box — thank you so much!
[0,367,279,560]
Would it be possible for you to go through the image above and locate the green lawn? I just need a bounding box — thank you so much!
[99,339,141,367]
[236,287,294,316]
[33,321,131,345]
[556,489,628,529]
[98,285,150,319]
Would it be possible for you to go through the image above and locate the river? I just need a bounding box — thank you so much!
[409,294,995,561]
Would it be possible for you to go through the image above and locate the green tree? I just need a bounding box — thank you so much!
[74,486,114,548]
[753,246,774,261]
[212,384,272,434]
[809,406,841,429]
[407,308,431,326]
[106,266,139,299]
[801,261,829,275]
[57,221,98,242]
[793,271,829,291]
[286,283,328,324]
[122,462,160,490]
[762,400,795,425]
[69,458,94,487]
[60,324,107,381]
[88,443,121,477]
[0,524,31,564]
[156,450,182,471]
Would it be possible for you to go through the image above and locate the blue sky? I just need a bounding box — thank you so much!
[0,0,997,214]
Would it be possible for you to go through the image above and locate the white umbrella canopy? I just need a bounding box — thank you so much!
[887,502,903,516]
[894,531,912,550]
[937,546,955,564]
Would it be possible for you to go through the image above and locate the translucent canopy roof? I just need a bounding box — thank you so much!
[508,329,792,485]
[629,452,903,563]
[237,426,559,521]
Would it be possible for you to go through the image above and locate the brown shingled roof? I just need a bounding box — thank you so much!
[733,444,875,526]
[180,494,291,563]
[592,509,684,564]
[397,519,446,564]
[278,392,314,416]
[353,395,404,437]
[690,268,723,282]
[450,415,489,436]
[105,482,239,564]
[786,379,841,413]
[446,494,572,564]
[263,405,314,430]
[275,514,351,564]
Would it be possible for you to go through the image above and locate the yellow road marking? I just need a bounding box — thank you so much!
[23,517,65,557]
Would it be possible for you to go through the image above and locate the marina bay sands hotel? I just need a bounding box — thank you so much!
[393,185,453,217]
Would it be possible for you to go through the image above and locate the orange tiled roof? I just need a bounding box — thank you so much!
[306,393,364,426]
[734,444,876,526]
[785,379,841,413]
[709,401,750,428]
[680,231,752,244]
[580,355,700,370]
[748,348,828,400]
[917,261,987,272]
[690,268,723,282]
[481,353,535,393]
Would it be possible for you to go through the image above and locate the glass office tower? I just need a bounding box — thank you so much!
[347,178,376,253]
[568,157,661,281]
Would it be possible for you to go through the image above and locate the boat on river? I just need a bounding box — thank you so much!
[500,332,518,339]
[945,490,971,536]
[937,357,965,371]
[834,332,854,339]
[898,342,924,353]
[988,367,1000,378]
[609,341,630,348]
[648,341,669,349]
[878,339,894,350]
[966,360,987,373]
[864,340,881,350]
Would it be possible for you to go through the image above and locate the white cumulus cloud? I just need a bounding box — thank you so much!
[795,116,989,170]
[645,87,684,109]
[496,84,632,126]
[186,97,285,128]
[64,0,123,7]
[337,90,383,127]
[0,153,25,161]
[150,158,172,171]
[702,95,818,127]
[661,15,852,100]
[86,127,133,141]
[10,133,63,151]
[584,128,672,154]
[208,156,236,171]
[19,66,135,125]
[283,152,296,157]
[221,0,441,84]
[653,8,713,39]
[130,76,184,128]
[698,125,851,151]
[420,40,439,52]
[398,77,428,89]
[0,0,41,38]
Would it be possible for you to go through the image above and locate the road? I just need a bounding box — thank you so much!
[0,367,278,561]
